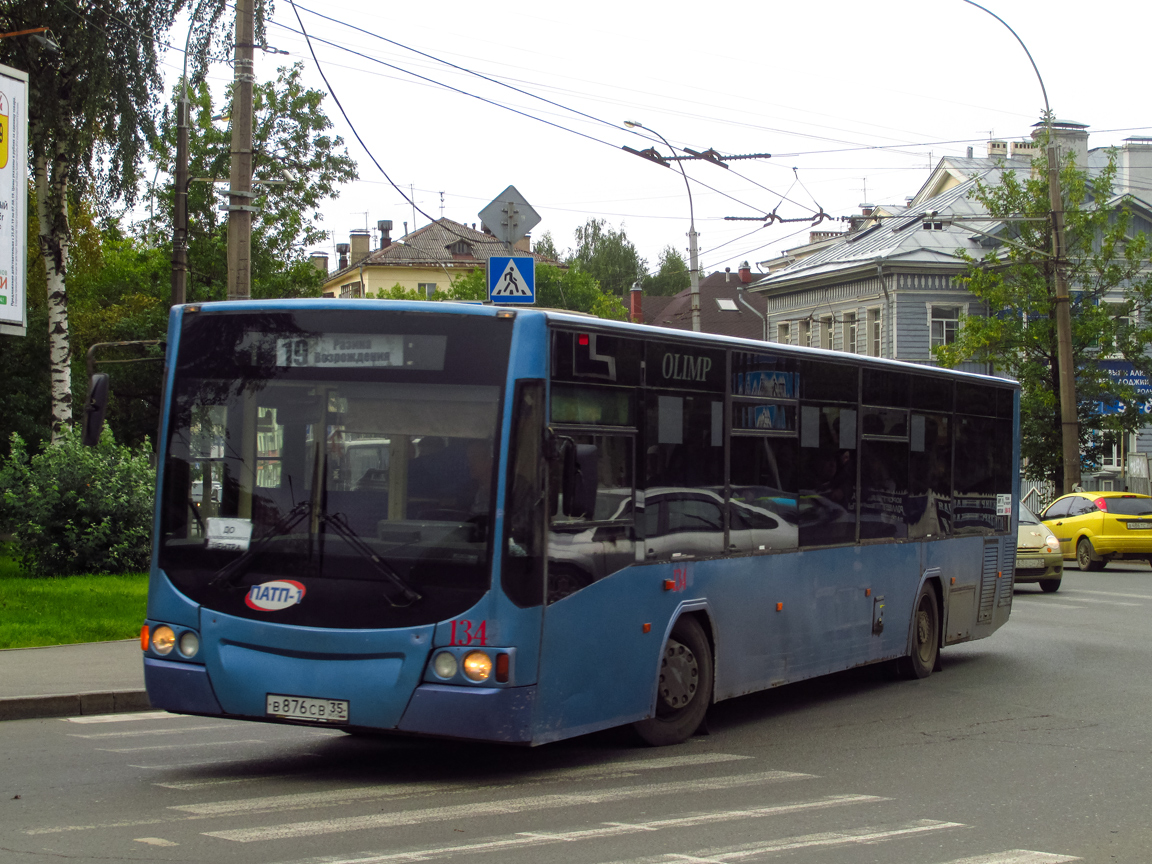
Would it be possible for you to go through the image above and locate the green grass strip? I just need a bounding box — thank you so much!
[0,557,148,649]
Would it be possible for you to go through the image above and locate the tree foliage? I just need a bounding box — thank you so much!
[642,245,690,297]
[2,0,184,441]
[935,150,1152,486]
[432,265,627,320]
[568,219,646,297]
[0,427,155,576]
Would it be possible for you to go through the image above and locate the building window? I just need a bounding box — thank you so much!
[843,312,857,353]
[820,317,833,350]
[339,281,364,299]
[448,240,473,256]
[799,320,812,348]
[1101,431,1122,470]
[930,306,961,348]
[418,282,437,297]
[867,309,882,357]
[777,322,790,344]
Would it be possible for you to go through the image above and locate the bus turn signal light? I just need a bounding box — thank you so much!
[663,580,675,591]
[495,653,510,683]
[776,603,783,612]
[140,625,149,651]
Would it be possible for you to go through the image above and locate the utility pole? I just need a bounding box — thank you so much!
[171,85,189,307]
[226,0,255,301]
[962,0,1080,492]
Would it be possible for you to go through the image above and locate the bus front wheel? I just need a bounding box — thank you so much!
[634,616,713,746]
[895,581,939,680]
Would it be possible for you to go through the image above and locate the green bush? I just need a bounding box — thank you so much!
[0,427,155,576]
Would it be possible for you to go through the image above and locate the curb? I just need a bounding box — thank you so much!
[0,690,152,722]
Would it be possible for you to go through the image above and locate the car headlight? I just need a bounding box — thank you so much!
[151,625,176,655]
[1045,534,1060,551]
[178,631,200,658]
[432,651,459,679]
[462,651,493,682]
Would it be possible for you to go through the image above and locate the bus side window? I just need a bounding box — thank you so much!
[643,393,725,560]
[546,433,635,603]
[908,413,952,538]
[729,435,798,553]
[798,404,858,547]
[503,381,545,608]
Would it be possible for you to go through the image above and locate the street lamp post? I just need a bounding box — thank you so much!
[624,121,701,332]
[962,0,1080,492]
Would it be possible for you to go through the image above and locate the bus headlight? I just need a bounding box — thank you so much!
[462,651,493,682]
[151,626,176,655]
[178,631,200,658]
[432,651,459,679]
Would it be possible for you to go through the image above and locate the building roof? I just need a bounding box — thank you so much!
[325,218,559,282]
[643,270,768,340]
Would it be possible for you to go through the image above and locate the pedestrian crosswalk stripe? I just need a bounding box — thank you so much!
[64,712,176,724]
[265,795,885,864]
[934,851,1080,863]
[173,753,754,816]
[204,770,813,843]
[597,819,965,863]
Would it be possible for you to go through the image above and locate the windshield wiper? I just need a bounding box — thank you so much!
[210,501,310,589]
[321,511,423,606]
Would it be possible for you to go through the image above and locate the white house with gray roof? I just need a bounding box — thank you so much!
[748,122,1152,490]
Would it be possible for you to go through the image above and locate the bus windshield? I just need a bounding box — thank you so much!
[158,308,511,629]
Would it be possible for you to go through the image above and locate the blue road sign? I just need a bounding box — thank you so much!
[488,256,535,304]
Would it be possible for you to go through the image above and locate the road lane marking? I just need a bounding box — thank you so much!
[1070,588,1152,600]
[596,820,965,863]
[134,837,179,847]
[70,723,231,739]
[98,739,268,753]
[265,795,885,864]
[1017,602,1084,609]
[1046,597,1140,607]
[204,770,815,842]
[155,773,313,790]
[937,851,1080,863]
[64,712,176,724]
[172,753,752,814]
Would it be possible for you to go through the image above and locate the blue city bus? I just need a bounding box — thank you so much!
[136,300,1019,746]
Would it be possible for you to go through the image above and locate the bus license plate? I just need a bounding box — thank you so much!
[1128,522,1152,529]
[266,694,349,724]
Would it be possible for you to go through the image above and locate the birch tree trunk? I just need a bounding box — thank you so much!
[34,148,72,443]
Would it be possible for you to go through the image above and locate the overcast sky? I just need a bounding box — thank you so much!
[173,0,1152,280]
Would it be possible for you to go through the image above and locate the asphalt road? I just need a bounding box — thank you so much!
[3,564,1151,864]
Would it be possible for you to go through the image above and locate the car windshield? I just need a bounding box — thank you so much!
[1103,496,1152,517]
[1018,502,1041,524]
[158,308,512,629]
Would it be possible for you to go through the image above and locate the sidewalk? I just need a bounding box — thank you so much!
[0,640,151,721]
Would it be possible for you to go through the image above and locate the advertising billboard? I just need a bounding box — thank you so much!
[0,63,28,338]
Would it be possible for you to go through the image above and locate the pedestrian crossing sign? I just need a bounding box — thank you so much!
[487,256,535,304]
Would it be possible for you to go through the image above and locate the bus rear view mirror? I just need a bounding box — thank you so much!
[82,373,110,447]
[562,442,598,518]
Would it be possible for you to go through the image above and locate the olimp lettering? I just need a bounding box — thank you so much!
[662,352,712,382]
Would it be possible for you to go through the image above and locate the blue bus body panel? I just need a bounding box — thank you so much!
[198,612,433,728]
[398,685,536,742]
[144,658,222,715]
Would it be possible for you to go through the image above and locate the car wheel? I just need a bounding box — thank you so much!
[1077,537,1106,571]
[1039,578,1062,593]
[895,581,940,680]
[633,616,712,746]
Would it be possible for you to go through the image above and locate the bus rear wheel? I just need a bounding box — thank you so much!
[895,581,939,680]
[634,616,712,746]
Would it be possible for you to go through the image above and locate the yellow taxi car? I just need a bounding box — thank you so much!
[1016,503,1063,591]
[1040,491,1152,571]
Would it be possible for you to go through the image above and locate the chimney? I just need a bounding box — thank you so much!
[1032,119,1089,168]
[738,261,752,284]
[988,139,1008,157]
[309,252,329,274]
[966,146,973,158]
[630,283,643,324]
[336,243,350,271]
[860,203,874,217]
[724,267,731,283]
[514,234,531,253]
[377,220,393,249]
[350,229,370,264]
[1119,137,1152,196]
